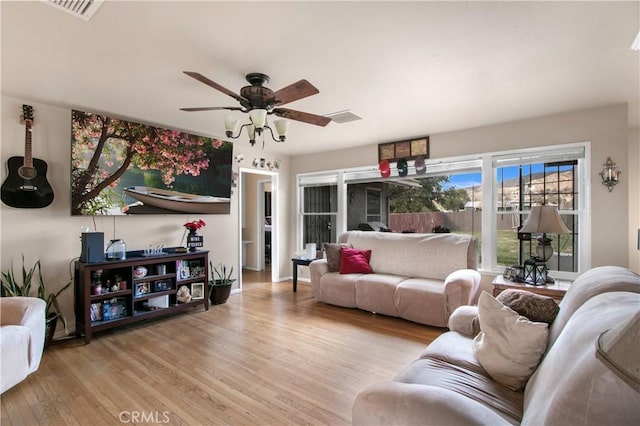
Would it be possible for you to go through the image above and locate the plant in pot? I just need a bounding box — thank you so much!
[1,255,71,347]
[209,261,235,305]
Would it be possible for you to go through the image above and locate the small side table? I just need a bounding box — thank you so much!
[492,275,571,301]
[291,257,314,292]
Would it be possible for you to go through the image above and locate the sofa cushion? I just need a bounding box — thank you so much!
[317,273,359,307]
[523,291,640,426]
[496,289,559,325]
[340,248,373,274]
[473,292,549,392]
[324,243,352,272]
[354,274,406,317]
[394,357,524,424]
[395,278,449,327]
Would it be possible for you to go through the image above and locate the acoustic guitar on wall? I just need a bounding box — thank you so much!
[1,105,54,208]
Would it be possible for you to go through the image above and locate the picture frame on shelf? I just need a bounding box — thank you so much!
[503,267,514,280]
[135,282,150,297]
[191,282,204,300]
[153,281,168,292]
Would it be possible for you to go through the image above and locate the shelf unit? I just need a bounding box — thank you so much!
[75,250,209,343]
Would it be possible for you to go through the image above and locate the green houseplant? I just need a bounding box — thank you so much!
[1,255,71,347]
[209,261,235,305]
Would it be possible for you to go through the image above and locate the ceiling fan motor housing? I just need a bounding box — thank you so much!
[240,85,275,110]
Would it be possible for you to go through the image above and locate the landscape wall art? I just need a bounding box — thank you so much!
[71,110,233,216]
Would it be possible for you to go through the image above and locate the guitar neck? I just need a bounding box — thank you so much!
[24,120,33,168]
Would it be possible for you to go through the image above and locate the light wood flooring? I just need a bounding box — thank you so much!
[1,271,444,425]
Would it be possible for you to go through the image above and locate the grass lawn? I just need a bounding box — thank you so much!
[457,229,520,266]
[458,229,573,268]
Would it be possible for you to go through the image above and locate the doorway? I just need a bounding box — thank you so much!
[238,168,278,291]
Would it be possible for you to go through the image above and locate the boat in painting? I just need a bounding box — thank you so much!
[124,186,230,214]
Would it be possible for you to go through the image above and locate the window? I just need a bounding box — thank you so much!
[495,161,578,271]
[366,188,381,223]
[297,143,589,277]
[300,185,337,248]
[492,145,586,276]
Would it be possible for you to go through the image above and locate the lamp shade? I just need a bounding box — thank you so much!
[249,109,267,129]
[520,205,571,234]
[246,124,256,146]
[224,113,239,134]
[274,119,289,139]
[596,312,640,392]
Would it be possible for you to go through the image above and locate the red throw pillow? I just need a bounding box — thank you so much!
[339,248,373,274]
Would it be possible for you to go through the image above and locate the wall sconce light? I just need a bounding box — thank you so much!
[599,157,621,192]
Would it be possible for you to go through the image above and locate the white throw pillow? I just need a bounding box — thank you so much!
[473,291,549,391]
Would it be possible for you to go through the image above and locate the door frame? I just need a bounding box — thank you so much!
[237,167,278,291]
[257,178,272,272]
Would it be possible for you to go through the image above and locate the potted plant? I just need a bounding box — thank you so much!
[1,255,71,347]
[209,261,235,305]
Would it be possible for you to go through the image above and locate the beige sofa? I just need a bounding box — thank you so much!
[1,297,46,394]
[309,231,480,327]
[353,266,640,425]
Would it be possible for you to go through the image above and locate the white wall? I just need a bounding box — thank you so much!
[629,127,640,274]
[290,103,633,274]
[0,95,290,337]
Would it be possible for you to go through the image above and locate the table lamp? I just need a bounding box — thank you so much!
[519,205,571,284]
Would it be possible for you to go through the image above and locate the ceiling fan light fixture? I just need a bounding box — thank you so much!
[247,124,257,146]
[274,119,289,142]
[249,109,268,130]
[224,113,239,137]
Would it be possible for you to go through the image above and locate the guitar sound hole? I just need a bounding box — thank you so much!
[18,166,37,180]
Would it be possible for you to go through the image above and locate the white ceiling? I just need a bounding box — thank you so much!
[2,1,638,156]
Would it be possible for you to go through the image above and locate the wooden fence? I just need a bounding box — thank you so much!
[389,211,517,233]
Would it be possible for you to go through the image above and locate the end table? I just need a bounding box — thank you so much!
[291,257,314,292]
[492,274,571,301]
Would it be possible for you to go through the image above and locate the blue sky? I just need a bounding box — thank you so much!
[444,164,549,189]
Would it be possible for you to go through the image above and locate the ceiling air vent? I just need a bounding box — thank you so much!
[326,110,363,124]
[42,0,104,21]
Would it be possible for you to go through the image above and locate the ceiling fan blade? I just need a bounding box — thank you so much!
[273,108,331,127]
[179,106,243,112]
[183,71,247,104]
[270,79,319,106]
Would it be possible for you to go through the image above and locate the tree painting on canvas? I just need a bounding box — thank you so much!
[71,110,233,215]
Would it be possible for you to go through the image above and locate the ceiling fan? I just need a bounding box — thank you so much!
[180,71,331,145]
